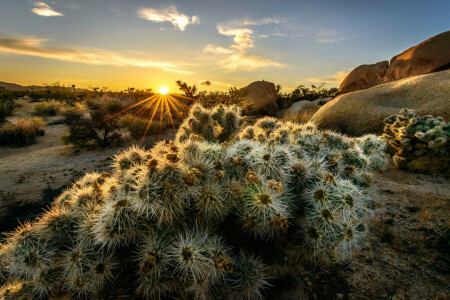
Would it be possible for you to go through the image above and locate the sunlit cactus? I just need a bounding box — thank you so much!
[0,104,390,298]
[383,108,449,174]
[176,104,242,144]
[112,145,151,173]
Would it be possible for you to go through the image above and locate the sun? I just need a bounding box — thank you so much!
[158,86,169,95]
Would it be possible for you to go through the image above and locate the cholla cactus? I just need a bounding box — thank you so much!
[383,108,449,174]
[0,104,389,299]
[176,104,243,143]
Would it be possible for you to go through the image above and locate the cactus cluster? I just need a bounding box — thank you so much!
[0,104,389,299]
[383,108,449,174]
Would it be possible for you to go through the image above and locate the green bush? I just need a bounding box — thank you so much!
[0,104,389,299]
[62,96,123,147]
[277,84,338,109]
[0,117,45,146]
[33,100,62,116]
[383,108,449,174]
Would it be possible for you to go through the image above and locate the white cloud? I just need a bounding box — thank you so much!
[203,18,286,71]
[32,2,63,17]
[229,17,284,26]
[308,71,349,84]
[203,44,233,55]
[0,37,192,74]
[138,5,199,31]
[219,53,285,72]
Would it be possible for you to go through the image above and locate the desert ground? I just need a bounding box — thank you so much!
[0,98,448,299]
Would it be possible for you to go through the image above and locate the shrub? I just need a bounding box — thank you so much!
[33,100,62,116]
[277,84,338,109]
[0,101,14,124]
[0,117,45,146]
[383,108,449,174]
[62,96,123,147]
[120,114,158,140]
[0,105,388,299]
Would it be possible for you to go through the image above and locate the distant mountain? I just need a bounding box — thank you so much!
[0,81,86,92]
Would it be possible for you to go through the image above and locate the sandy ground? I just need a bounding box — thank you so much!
[0,99,448,299]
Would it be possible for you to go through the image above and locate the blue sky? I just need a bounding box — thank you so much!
[0,0,448,92]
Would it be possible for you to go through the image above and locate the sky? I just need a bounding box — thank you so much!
[0,0,448,92]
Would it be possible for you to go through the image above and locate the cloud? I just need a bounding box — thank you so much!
[138,5,199,31]
[228,17,284,26]
[219,53,284,72]
[0,37,192,74]
[202,44,284,71]
[314,28,344,43]
[203,44,233,55]
[32,2,63,17]
[203,18,285,71]
[199,80,235,88]
[308,71,349,84]
[217,25,255,50]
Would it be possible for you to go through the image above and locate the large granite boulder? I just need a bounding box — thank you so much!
[339,61,389,94]
[283,100,319,121]
[239,81,278,114]
[385,30,450,81]
[310,71,450,136]
[338,31,450,94]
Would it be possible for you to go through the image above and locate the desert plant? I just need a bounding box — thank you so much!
[119,114,158,141]
[383,108,449,174]
[62,96,123,147]
[196,88,253,114]
[277,84,337,109]
[0,117,45,146]
[176,104,243,143]
[176,80,197,98]
[33,100,62,116]
[0,101,14,124]
[0,104,388,299]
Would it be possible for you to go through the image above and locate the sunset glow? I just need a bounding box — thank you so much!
[158,86,169,94]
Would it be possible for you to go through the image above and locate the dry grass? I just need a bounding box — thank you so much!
[0,117,45,146]
[33,100,63,116]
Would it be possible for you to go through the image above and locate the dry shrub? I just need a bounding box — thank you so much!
[33,100,62,116]
[119,114,159,140]
[0,117,45,146]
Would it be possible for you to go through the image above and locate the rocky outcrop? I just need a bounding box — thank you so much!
[385,31,450,81]
[338,30,450,94]
[339,61,388,93]
[239,81,278,114]
[310,71,450,136]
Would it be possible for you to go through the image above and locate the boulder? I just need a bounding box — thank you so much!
[312,97,333,106]
[310,70,450,136]
[339,61,389,94]
[284,100,320,117]
[239,81,278,114]
[385,30,450,81]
